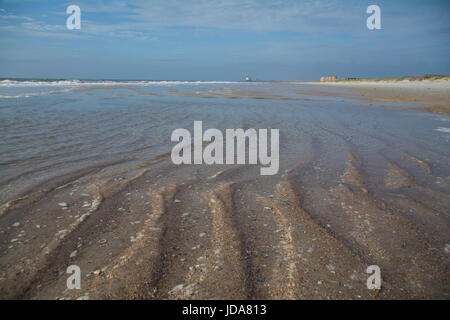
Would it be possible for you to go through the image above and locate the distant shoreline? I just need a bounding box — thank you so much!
[296,77,450,115]
[300,78,450,89]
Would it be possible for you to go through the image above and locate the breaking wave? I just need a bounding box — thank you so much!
[0,79,241,88]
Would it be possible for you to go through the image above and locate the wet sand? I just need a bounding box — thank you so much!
[302,80,450,115]
[0,82,449,300]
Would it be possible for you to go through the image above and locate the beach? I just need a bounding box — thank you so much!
[0,79,449,299]
[300,79,450,115]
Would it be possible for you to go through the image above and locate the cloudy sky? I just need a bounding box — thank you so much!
[0,0,449,80]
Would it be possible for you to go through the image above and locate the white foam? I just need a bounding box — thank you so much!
[435,127,450,133]
[0,79,240,88]
[0,89,70,98]
[0,79,82,87]
[0,93,35,98]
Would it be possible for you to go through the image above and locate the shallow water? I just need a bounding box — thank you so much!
[0,80,449,299]
[0,80,448,201]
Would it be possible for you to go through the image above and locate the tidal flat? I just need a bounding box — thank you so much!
[0,80,449,299]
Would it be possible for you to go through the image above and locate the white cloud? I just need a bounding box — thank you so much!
[0,13,34,21]
[1,0,448,42]
[123,0,360,33]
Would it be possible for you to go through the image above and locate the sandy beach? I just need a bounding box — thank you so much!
[0,80,449,300]
[299,79,450,115]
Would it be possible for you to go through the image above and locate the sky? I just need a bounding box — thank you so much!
[0,0,449,81]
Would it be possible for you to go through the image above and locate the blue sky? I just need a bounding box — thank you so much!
[0,0,449,80]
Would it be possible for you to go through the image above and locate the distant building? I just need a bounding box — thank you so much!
[320,76,337,82]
